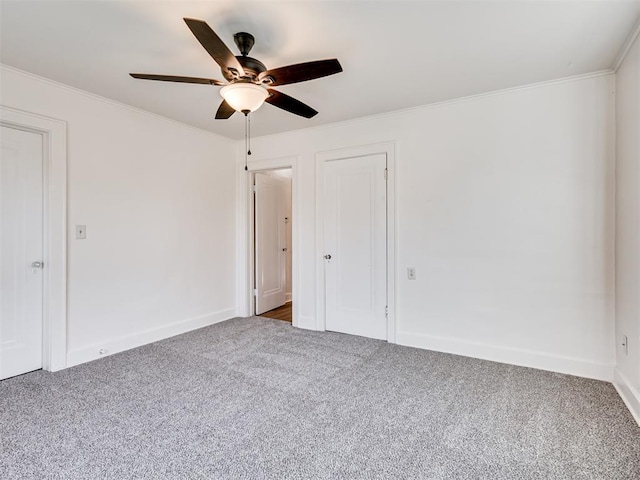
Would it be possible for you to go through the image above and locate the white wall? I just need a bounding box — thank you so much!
[0,63,618,384]
[614,31,640,424]
[243,73,616,380]
[0,65,237,367]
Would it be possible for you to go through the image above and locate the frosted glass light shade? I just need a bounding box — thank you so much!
[220,83,268,113]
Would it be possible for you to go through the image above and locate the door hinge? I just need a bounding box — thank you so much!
[385,305,388,318]
[253,288,257,296]
[252,185,257,193]
[384,168,388,180]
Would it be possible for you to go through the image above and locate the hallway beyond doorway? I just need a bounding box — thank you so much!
[260,302,292,323]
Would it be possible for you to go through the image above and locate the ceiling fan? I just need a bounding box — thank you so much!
[130,18,343,119]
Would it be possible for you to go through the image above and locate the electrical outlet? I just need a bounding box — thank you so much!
[407,267,416,280]
[76,225,86,239]
[622,335,628,356]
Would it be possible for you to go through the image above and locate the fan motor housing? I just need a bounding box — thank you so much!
[225,32,268,82]
[238,56,267,79]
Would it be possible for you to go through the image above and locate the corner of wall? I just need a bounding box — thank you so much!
[614,368,640,426]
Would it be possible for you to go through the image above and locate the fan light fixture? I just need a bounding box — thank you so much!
[131,19,342,119]
[220,83,268,113]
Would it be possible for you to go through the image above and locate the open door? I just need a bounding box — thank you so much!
[254,173,287,315]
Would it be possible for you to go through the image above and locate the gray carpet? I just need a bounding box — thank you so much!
[1,317,639,479]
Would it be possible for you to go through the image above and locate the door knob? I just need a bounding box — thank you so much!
[324,254,332,260]
[31,261,43,269]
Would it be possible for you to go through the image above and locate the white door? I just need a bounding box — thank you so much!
[1,125,44,380]
[255,173,287,315]
[324,153,387,339]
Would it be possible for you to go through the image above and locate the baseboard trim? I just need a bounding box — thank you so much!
[66,308,236,367]
[285,293,292,303]
[396,331,613,381]
[613,368,640,426]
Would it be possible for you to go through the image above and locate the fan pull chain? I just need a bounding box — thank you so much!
[243,110,253,171]
[244,111,249,171]
[248,113,252,157]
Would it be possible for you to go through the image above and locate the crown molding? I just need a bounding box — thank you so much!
[613,15,640,72]
[1,63,614,146]
[252,69,614,143]
[0,63,235,143]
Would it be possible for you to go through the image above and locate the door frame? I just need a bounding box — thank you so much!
[253,172,288,315]
[237,156,299,326]
[0,106,67,372]
[315,142,397,343]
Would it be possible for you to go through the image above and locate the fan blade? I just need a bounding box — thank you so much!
[259,59,342,86]
[215,100,236,119]
[183,18,245,77]
[265,89,318,118]
[130,73,226,86]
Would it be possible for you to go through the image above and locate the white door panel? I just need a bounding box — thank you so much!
[324,154,387,339]
[1,125,44,379]
[255,173,287,315]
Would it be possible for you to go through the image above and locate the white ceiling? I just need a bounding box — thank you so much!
[1,0,639,139]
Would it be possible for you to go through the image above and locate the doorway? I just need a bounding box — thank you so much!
[253,169,292,322]
[316,143,397,342]
[0,106,67,376]
[0,125,45,379]
[323,153,387,339]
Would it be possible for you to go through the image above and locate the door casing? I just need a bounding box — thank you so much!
[0,106,67,372]
[316,142,397,343]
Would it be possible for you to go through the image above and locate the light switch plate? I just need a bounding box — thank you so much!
[76,225,86,239]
